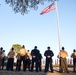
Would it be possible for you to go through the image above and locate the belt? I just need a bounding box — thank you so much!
[20,55,25,56]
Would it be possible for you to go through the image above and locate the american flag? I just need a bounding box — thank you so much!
[40,2,55,15]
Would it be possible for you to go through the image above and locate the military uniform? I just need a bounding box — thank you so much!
[38,53,42,71]
[58,47,69,73]
[0,49,3,69]
[44,47,54,73]
[31,46,40,72]
[6,48,15,71]
[1,50,6,70]
[18,47,27,71]
[16,53,20,70]
[71,50,76,72]
[25,52,31,71]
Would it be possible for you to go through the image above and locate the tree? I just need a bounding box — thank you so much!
[12,44,22,54]
[5,0,56,15]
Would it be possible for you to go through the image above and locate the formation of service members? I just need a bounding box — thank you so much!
[0,46,76,73]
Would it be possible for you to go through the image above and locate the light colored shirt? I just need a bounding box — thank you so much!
[71,52,76,58]
[26,51,32,58]
[19,48,26,56]
[2,52,6,58]
[58,50,68,58]
[0,50,3,58]
[8,50,15,58]
[16,54,20,60]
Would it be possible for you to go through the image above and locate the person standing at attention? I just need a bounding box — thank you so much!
[0,47,3,70]
[44,46,54,73]
[71,49,76,72]
[25,50,31,71]
[31,46,40,72]
[38,52,42,71]
[1,50,6,70]
[16,53,20,71]
[57,47,69,73]
[6,47,15,71]
[18,45,27,71]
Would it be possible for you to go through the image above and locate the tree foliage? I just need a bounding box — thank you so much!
[12,44,22,54]
[5,0,55,15]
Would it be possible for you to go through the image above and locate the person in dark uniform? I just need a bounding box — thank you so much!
[25,50,31,71]
[16,53,20,71]
[71,49,76,72]
[44,46,54,73]
[1,50,6,70]
[0,47,3,69]
[31,46,40,72]
[38,52,42,71]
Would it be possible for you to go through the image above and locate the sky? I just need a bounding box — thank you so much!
[0,0,76,59]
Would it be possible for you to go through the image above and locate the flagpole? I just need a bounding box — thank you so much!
[54,0,61,51]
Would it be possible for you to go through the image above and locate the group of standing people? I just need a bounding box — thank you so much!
[0,45,54,73]
[6,45,42,72]
[57,47,76,73]
[0,45,76,73]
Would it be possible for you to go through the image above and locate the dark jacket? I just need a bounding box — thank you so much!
[31,49,40,59]
[44,50,54,58]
